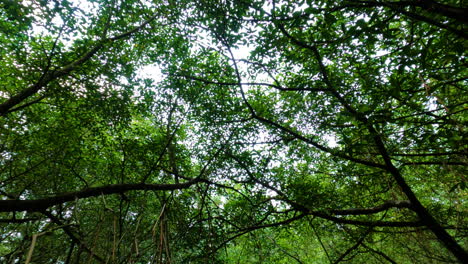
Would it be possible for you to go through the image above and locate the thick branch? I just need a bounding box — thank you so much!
[329,200,413,215]
[310,211,423,227]
[0,179,200,212]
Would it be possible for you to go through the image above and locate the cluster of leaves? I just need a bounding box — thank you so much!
[0,0,466,263]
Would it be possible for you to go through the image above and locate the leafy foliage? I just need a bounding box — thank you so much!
[0,0,467,263]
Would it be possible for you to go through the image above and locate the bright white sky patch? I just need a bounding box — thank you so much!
[137,64,162,81]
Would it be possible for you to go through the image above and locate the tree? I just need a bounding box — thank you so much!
[0,0,466,263]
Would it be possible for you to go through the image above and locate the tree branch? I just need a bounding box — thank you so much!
[328,200,413,215]
[0,179,200,212]
[178,73,328,92]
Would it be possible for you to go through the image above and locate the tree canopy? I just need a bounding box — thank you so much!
[0,0,467,263]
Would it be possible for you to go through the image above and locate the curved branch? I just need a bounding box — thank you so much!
[210,214,307,255]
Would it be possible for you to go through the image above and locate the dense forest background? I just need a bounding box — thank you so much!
[0,0,467,263]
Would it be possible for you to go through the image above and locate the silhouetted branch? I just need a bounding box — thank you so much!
[0,179,200,212]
